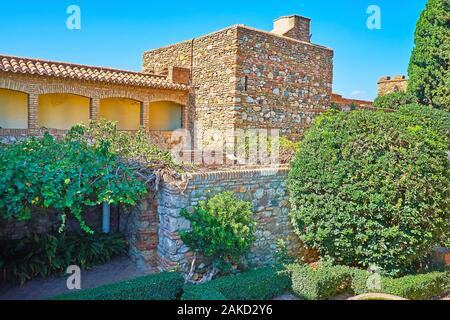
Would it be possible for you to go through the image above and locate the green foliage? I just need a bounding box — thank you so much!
[275,239,297,265]
[397,104,450,138]
[0,132,146,233]
[350,268,449,300]
[0,232,127,285]
[180,191,256,272]
[408,0,450,110]
[373,91,417,110]
[287,261,353,300]
[288,263,449,300]
[279,136,301,163]
[182,267,290,300]
[52,272,184,300]
[180,286,228,300]
[288,109,450,276]
[68,120,181,171]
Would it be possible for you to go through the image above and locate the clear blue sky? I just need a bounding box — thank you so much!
[0,0,427,100]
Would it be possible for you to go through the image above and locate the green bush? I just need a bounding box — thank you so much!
[288,109,449,276]
[288,263,449,300]
[408,0,450,110]
[181,286,228,300]
[287,262,353,300]
[397,104,450,138]
[52,272,184,300]
[373,91,417,109]
[69,120,181,171]
[182,267,290,300]
[0,232,127,285]
[180,191,256,272]
[351,268,449,300]
[0,132,146,233]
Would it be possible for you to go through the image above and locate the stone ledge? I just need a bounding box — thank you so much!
[188,165,290,182]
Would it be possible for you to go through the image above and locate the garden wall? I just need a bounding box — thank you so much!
[0,206,122,241]
[154,165,303,273]
[1,165,304,274]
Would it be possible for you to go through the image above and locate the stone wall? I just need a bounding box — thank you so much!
[331,93,373,110]
[156,166,302,273]
[1,166,304,274]
[235,26,333,138]
[143,24,334,140]
[377,75,408,96]
[0,205,121,240]
[143,27,239,133]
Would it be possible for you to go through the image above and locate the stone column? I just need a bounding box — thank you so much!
[141,101,150,129]
[90,97,100,121]
[28,93,39,134]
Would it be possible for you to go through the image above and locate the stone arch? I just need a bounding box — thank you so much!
[0,80,32,95]
[148,101,185,131]
[99,97,143,131]
[35,85,94,99]
[0,88,28,129]
[148,95,187,106]
[38,93,91,130]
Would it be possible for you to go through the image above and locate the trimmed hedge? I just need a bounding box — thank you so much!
[287,263,353,300]
[288,263,450,300]
[351,269,450,300]
[52,272,184,300]
[182,267,290,300]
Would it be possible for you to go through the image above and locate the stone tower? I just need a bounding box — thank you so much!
[378,75,408,96]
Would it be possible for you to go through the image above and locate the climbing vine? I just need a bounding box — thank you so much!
[0,132,147,233]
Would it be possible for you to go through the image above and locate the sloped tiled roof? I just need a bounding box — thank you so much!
[0,55,188,91]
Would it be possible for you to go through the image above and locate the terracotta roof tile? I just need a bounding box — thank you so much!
[0,55,188,91]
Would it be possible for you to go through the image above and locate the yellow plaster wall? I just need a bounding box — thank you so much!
[99,98,141,130]
[0,89,28,129]
[149,101,183,131]
[38,94,90,130]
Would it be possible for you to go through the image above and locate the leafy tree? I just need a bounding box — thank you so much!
[288,108,449,276]
[408,0,450,110]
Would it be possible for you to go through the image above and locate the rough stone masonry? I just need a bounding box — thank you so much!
[143,15,333,140]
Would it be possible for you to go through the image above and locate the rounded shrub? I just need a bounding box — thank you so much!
[180,191,256,272]
[373,91,417,110]
[288,109,449,276]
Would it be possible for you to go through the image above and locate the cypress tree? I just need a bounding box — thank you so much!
[408,0,450,110]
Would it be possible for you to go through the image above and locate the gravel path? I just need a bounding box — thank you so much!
[0,257,151,300]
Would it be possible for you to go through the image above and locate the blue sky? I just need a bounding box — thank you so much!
[0,0,427,100]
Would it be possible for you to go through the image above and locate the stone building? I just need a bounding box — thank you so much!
[1,14,336,145]
[143,15,333,139]
[378,75,408,96]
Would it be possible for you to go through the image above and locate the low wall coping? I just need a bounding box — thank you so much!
[187,165,290,182]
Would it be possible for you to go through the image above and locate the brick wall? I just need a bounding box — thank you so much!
[331,93,374,110]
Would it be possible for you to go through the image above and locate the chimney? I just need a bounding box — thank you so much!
[272,15,311,42]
